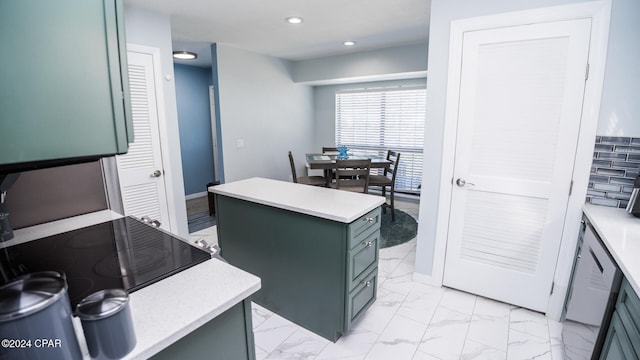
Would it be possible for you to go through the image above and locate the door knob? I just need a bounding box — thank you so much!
[151,170,162,178]
[456,178,475,187]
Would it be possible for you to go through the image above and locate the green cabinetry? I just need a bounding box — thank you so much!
[601,279,640,359]
[0,0,132,172]
[151,299,256,360]
[216,195,381,342]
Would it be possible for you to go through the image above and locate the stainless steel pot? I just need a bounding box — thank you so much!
[76,289,136,359]
[0,271,82,360]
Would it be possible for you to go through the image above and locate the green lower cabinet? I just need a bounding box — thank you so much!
[151,299,256,360]
[346,269,377,330]
[216,195,381,342]
[600,279,640,360]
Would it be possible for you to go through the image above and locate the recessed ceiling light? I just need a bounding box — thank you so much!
[343,41,356,46]
[285,16,303,24]
[172,51,197,60]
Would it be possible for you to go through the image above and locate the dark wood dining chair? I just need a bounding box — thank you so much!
[288,151,326,186]
[330,159,371,193]
[369,150,400,220]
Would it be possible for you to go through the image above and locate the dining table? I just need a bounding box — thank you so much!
[305,153,391,186]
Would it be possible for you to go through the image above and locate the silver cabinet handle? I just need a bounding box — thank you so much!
[362,281,372,287]
[363,241,374,247]
[366,217,374,223]
[456,178,475,187]
[151,170,162,177]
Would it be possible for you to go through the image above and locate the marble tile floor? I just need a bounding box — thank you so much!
[189,197,565,359]
[250,236,564,360]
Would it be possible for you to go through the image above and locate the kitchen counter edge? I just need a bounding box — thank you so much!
[120,259,260,360]
[210,177,385,223]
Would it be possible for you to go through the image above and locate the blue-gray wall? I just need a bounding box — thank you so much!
[174,64,215,196]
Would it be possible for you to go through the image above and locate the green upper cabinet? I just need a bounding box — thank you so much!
[0,0,133,171]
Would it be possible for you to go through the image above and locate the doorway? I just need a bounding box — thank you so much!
[443,18,591,312]
[115,45,171,231]
[431,2,611,316]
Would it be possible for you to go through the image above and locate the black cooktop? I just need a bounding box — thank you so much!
[0,217,210,309]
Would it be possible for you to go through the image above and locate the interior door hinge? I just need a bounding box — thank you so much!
[550,281,555,295]
[569,180,574,196]
[585,63,590,81]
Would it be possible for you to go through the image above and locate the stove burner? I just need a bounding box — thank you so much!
[2,216,210,310]
[93,248,169,278]
[64,227,114,249]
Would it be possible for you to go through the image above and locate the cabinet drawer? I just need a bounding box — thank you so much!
[348,207,381,249]
[346,269,377,331]
[347,227,379,291]
[616,279,640,357]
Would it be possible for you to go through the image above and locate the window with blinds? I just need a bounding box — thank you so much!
[335,86,426,193]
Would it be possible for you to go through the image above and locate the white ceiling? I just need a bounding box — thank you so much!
[124,0,430,67]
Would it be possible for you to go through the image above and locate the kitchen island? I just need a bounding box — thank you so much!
[7,210,261,360]
[211,177,385,341]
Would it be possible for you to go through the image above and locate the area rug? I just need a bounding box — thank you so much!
[379,209,418,249]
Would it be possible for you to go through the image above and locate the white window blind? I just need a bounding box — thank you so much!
[335,86,426,193]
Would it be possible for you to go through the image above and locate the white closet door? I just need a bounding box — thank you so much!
[115,50,170,229]
[443,19,591,312]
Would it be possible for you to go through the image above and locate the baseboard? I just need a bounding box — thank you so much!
[185,192,207,201]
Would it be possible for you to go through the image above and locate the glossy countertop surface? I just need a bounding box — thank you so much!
[210,177,385,223]
[583,203,640,295]
[2,210,261,360]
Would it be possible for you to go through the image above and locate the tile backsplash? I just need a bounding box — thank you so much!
[588,136,640,208]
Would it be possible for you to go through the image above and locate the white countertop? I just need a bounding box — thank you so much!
[120,259,260,359]
[583,204,640,296]
[210,177,385,223]
[2,210,261,359]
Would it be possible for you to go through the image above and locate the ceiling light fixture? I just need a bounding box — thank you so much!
[285,16,303,24]
[343,41,356,46]
[172,51,197,60]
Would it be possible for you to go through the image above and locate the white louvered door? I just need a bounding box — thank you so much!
[443,19,591,312]
[115,50,170,229]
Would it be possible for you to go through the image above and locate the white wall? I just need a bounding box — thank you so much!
[597,0,640,136]
[292,43,428,85]
[124,6,189,236]
[215,45,315,182]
